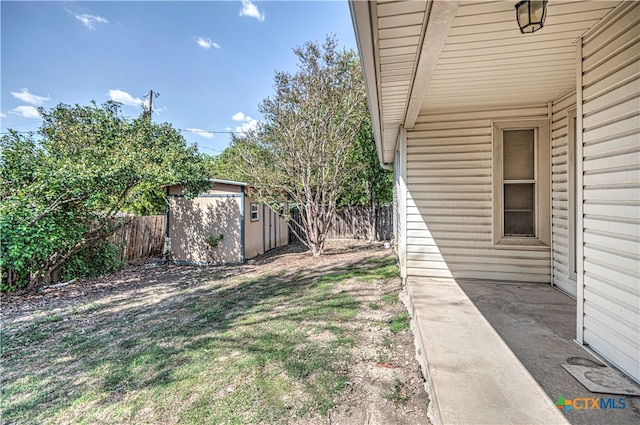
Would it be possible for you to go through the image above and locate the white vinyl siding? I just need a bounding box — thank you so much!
[405,106,551,283]
[580,1,640,383]
[551,90,577,297]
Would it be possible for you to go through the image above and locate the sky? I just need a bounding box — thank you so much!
[1,0,358,155]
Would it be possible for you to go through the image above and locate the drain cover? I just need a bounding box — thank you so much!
[562,364,640,396]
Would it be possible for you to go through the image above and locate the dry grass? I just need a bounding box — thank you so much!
[1,241,429,424]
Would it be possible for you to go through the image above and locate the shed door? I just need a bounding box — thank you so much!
[268,210,275,250]
[262,206,276,252]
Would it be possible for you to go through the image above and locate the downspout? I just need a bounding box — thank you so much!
[575,39,585,345]
[240,186,246,263]
[164,186,170,259]
[380,158,393,171]
[548,101,554,288]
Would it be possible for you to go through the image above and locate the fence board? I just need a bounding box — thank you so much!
[288,205,392,242]
[108,215,166,262]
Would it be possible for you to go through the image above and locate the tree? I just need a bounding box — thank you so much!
[212,116,392,210]
[203,142,251,184]
[338,116,393,209]
[0,101,209,291]
[235,36,369,257]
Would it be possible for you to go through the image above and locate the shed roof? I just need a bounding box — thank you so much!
[162,178,247,189]
[208,178,247,187]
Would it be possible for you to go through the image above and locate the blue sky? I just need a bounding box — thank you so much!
[1,1,357,155]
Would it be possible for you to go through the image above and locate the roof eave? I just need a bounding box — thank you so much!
[349,0,393,170]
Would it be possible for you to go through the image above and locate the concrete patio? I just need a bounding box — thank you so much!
[405,278,640,425]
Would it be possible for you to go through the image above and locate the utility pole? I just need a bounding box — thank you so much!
[144,90,159,120]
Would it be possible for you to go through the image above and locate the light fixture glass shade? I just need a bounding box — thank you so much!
[515,0,547,34]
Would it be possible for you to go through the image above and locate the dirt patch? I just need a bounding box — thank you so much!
[2,240,431,424]
[320,267,431,425]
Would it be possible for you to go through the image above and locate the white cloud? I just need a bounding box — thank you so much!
[9,106,41,119]
[231,112,247,121]
[235,118,258,133]
[11,88,50,106]
[239,0,265,21]
[108,89,144,107]
[0,112,7,118]
[195,37,220,50]
[187,128,214,139]
[75,13,109,30]
[231,112,258,132]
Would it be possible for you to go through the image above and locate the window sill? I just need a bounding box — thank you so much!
[493,237,549,249]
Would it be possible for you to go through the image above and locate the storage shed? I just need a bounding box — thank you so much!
[166,179,288,265]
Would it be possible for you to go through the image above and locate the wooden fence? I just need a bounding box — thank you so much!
[289,205,392,242]
[108,215,166,262]
[111,206,392,263]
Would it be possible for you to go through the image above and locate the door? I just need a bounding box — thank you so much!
[565,109,578,296]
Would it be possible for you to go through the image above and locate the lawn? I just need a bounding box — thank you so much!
[1,242,429,424]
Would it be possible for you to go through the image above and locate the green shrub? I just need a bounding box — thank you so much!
[0,101,210,291]
[61,241,124,281]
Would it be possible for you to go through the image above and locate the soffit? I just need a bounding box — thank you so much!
[374,0,430,162]
[420,0,620,113]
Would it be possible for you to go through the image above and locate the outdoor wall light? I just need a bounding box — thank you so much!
[515,0,547,34]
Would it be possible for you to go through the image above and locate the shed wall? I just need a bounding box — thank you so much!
[210,182,242,193]
[244,198,262,260]
[244,199,288,260]
[579,2,640,382]
[405,105,551,282]
[168,182,242,196]
[277,210,289,249]
[169,195,242,264]
[551,89,577,296]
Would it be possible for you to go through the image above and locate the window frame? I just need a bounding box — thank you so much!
[250,203,259,222]
[492,119,550,247]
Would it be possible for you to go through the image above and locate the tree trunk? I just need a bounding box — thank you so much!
[25,219,126,292]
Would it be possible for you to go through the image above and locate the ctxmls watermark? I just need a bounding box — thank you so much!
[555,395,627,413]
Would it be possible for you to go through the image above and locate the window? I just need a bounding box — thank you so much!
[493,119,550,246]
[503,129,536,237]
[250,203,259,221]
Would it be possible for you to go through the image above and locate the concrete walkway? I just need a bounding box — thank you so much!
[405,278,640,425]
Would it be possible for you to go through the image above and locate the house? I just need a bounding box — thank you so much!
[165,179,288,265]
[350,0,639,405]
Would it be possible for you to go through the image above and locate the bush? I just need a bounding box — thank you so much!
[61,241,124,281]
[0,102,210,291]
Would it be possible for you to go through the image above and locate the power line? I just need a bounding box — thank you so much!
[1,128,247,136]
[178,129,247,135]
[0,130,37,135]
[196,145,223,153]
[0,121,40,128]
